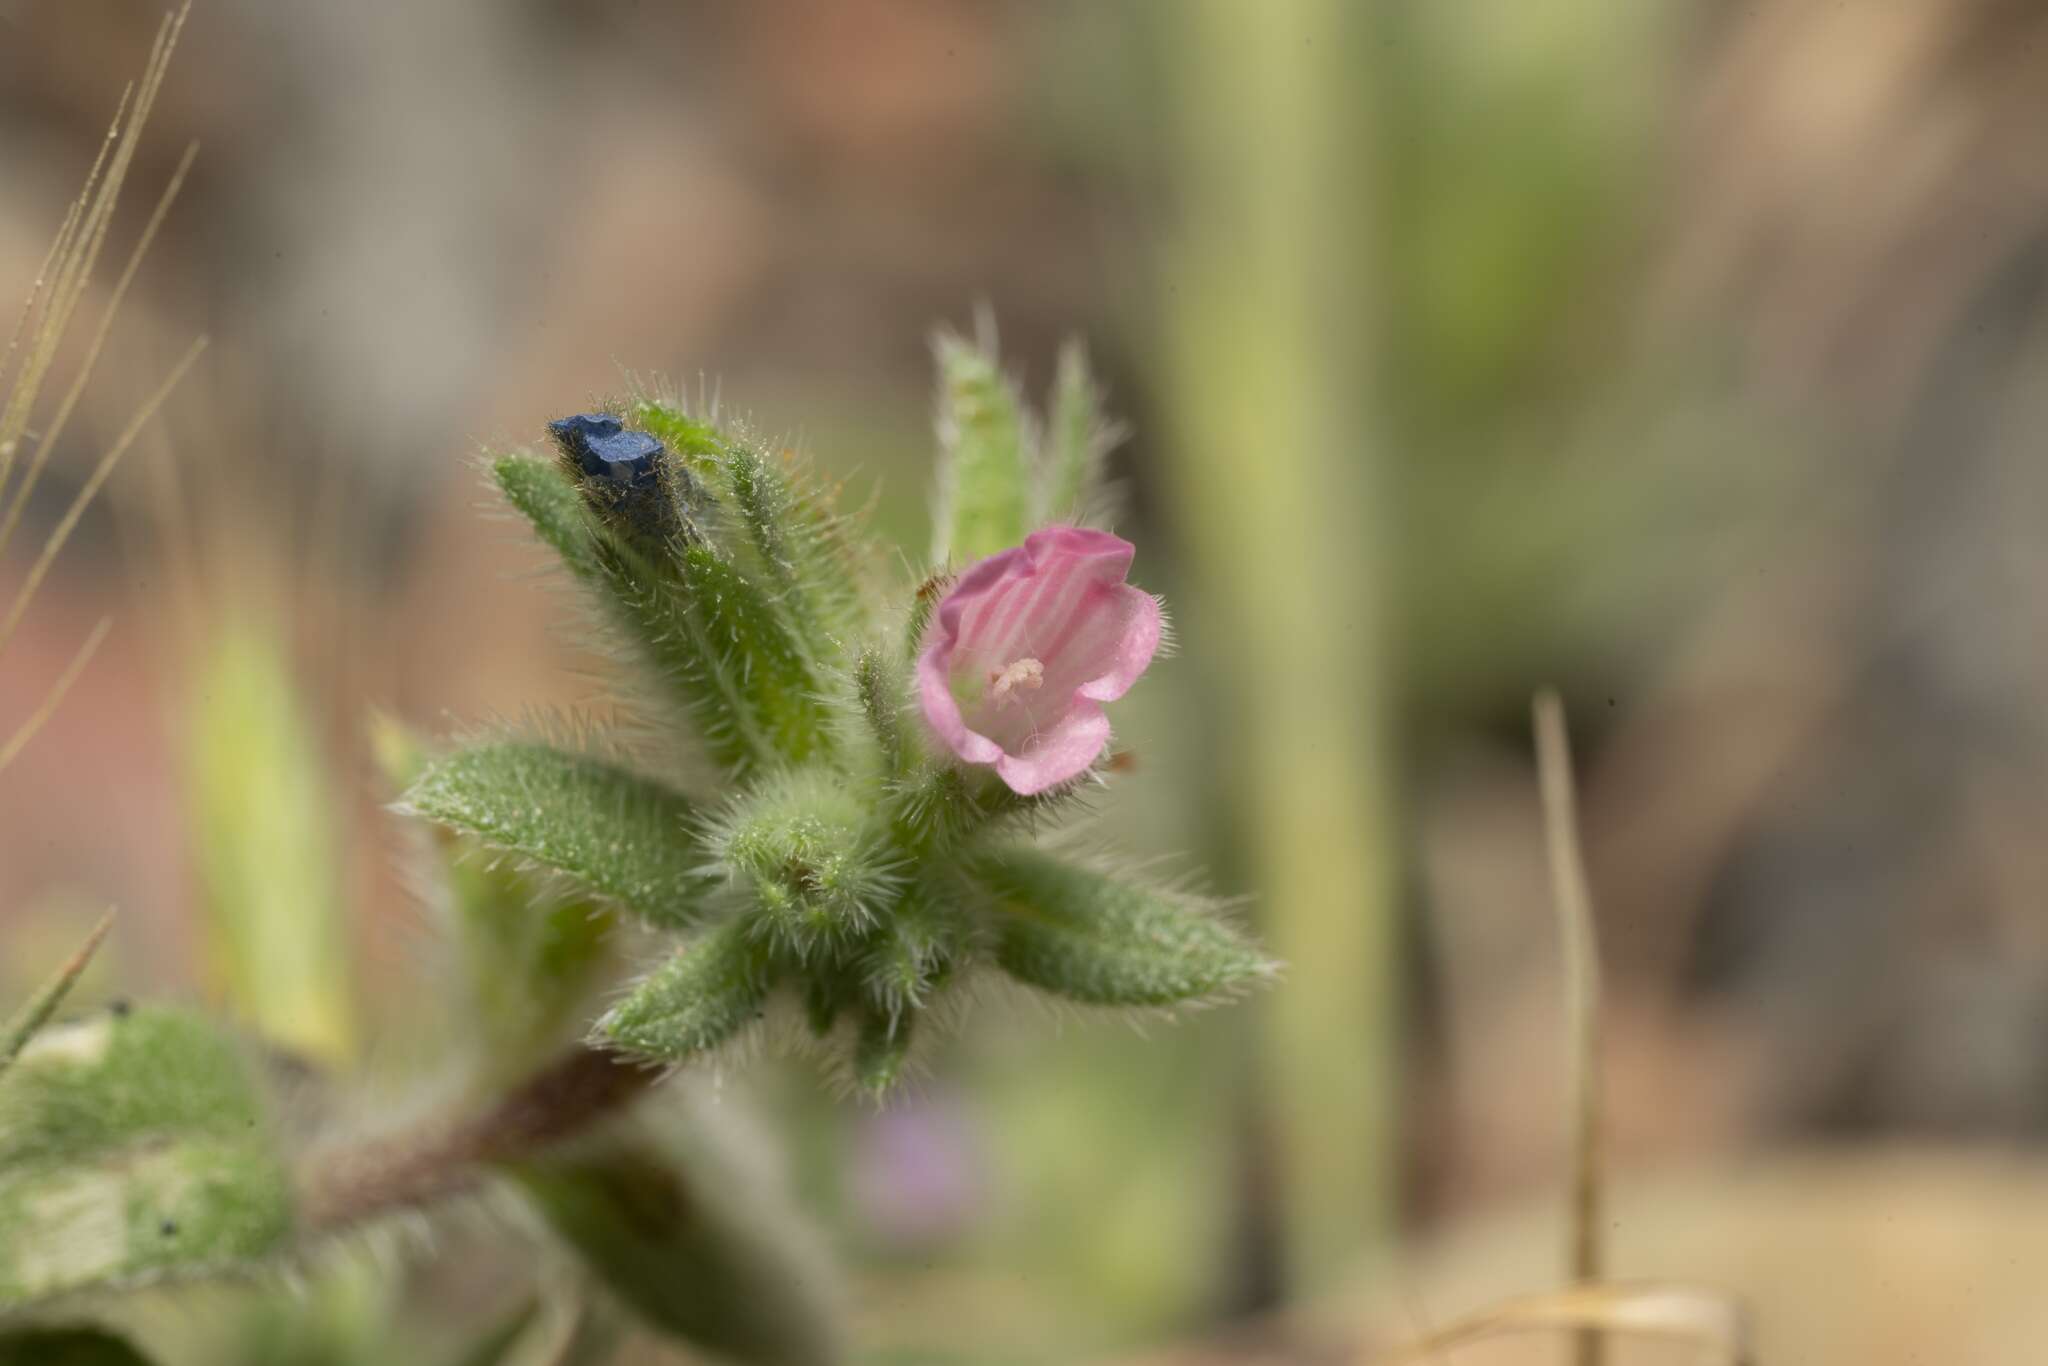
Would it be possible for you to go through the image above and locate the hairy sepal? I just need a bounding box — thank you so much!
[634,399,874,655]
[1042,338,1124,525]
[972,850,1276,1008]
[598,918,774,1064]
[929,328,1033,565]
[492,453,831,777]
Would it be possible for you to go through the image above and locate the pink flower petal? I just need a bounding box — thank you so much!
[916,526,1163,795]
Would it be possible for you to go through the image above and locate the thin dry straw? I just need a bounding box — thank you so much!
[0,1,189,524]
[0,191,86,428]
[1376,1282,1753,1366]
[0,334,207,657]
[0,615,109,776]
[0,132,200,569]
[1378,697,1751,1366]
[1534,689,1606,1366]
[0,4,195,777]
[0,909,116,1075]
[0,81,129,490]
[0,76,143,507]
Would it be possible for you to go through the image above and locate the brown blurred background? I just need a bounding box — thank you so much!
[6,1,2048,1362]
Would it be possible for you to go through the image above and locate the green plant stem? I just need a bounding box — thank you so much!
[1533,690,1606,1366]
[297,1045,657,1233]
[1164,0,1396,1287]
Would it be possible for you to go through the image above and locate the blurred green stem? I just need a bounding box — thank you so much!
[186,626,354,1064]
[1164,0,1397,1286]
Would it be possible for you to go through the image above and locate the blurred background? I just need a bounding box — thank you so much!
[6,0,2048,1361]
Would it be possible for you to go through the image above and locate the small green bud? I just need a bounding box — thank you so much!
[712,772,901,959]
[855,878,958,1021]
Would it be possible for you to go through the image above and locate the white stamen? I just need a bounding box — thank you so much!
[987,657,1044,707]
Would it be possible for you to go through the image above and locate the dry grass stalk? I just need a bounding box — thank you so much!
[1533,690,1606,1366]
[0,4,192,1041]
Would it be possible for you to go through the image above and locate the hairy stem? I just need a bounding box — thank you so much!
[297,1045,658,1233]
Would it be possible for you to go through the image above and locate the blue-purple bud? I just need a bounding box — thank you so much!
[549,413,665,486]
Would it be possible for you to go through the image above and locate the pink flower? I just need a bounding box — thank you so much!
[917,525,1163,795]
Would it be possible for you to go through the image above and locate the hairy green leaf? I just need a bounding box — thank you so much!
[403,742,706,929]
[930,329,1031,565]
[976,851,1276,1007]
[671,541,833,769]
[708,431,874,651]
[0,1139,293,1304]
[0,1008,265,1167]
[495,447,835,777]
[598,918,772,1063]
[493,453,600,575]
[628,400,724,466]
[496,455,753,768]
[0,1007,292,1306]
[513,1104,839,1366]
[375,717,614,1083]
[497,454,750,767]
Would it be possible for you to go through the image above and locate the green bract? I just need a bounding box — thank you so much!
[401,335,1274,1092]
